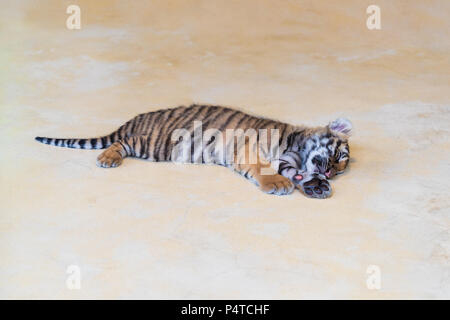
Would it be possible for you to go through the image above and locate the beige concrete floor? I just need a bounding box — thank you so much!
[1,0,449,299]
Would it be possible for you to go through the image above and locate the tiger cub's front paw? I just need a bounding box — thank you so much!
[259,174,295,196]
[298,175,332,199]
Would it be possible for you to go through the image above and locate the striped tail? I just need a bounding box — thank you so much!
[35,132,118,150]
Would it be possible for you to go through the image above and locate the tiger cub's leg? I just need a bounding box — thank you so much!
[96,135,151,168]
[232,162,295,196]
[229,137,294,195]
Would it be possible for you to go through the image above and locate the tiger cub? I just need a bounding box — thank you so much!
[35,104,351,198]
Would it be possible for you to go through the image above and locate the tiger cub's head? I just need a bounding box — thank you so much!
[289,118,352,178]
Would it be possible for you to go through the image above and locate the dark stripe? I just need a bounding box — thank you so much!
[123,139,133,157]
[326,139,334,148]
[108,132,117,144]
[247,117,261,129]
[286,132,296,149]
[148,111,168,161]
[128,120,137,135]
[133,114,146,134]
[151,110,166,131]
[143,111,160,135]
[252,118,265,129]
[90,138,97,149]
[118,141,128,156]
[278,124,287,146]
[101,136,107,148]
[116,125,125,140]
[158,107,181,142]
[124,119,134,136]
[195,106,224,130]
[157,106,204,160]
[127,139,135,157]
[177,105,206,130]
[78,139,85,149]
[139,137,146,158]
[198,106,219,126]
[218,111,242,131]
[234,113,250,129]
[131,138,137,157]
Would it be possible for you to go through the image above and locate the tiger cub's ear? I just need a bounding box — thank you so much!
[328,118,352,137]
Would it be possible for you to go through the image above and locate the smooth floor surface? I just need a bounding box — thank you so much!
[1,0,449,298]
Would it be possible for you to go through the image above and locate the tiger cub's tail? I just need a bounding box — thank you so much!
[35,132,118,150]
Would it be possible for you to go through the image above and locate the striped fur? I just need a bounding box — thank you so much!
[35,104,351,198]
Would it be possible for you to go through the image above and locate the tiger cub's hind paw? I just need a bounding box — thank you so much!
[96,149,123,168]
[298,175,332,199]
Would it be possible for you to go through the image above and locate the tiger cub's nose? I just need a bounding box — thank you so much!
[312,155,325,167]
[312,155,328,173]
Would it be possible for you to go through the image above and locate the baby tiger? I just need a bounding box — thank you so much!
[35,104,352,198]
